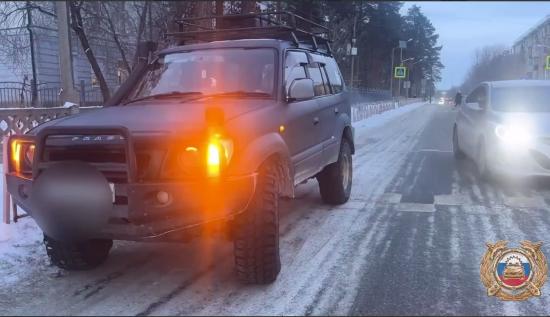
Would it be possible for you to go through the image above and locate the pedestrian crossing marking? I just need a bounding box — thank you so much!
[396,203,435,213]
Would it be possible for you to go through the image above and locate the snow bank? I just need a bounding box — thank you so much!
[353,101,427,130]
[0,166,51,286]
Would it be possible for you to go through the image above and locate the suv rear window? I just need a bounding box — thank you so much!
[308,63,328,96]
[325,58,344,93]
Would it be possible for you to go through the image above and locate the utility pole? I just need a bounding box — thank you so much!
[25,1,38,107]
[56,1,77,104]
[398,45,403,98]
[350,14,357,88]
[390,47,396,97]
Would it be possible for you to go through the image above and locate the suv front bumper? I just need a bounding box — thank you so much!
[7,173,257,241]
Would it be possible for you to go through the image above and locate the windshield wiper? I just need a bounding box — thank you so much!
[202,91,272,98]
[123,91,203,105]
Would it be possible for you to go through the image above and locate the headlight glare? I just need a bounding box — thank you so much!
[495,124,533,148]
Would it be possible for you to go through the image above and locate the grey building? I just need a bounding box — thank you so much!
[0,2,128,106]
[512,14,550,80]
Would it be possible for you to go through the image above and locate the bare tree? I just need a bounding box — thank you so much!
[68,0,110,101]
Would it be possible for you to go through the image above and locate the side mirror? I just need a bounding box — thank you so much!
[287,78,314,102]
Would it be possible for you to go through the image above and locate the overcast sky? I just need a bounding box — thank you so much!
[400,1,550,90]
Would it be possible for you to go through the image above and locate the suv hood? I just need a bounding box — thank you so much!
[32,99,274,135]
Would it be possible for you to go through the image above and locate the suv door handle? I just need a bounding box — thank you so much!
[313,117,320,125]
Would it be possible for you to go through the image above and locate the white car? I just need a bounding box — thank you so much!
[453,80,550,178]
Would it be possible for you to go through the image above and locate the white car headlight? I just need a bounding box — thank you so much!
[495,124,533,148]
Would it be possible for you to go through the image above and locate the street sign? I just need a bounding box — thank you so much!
[394,66,407,79]
[351,47,358,56]
[404,81,411,89]
[546,55,550,70]
[399,41,407,49]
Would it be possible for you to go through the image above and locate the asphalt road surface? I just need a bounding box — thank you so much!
[3,103,550,315]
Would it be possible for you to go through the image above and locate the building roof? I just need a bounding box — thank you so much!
[513,14,550,47]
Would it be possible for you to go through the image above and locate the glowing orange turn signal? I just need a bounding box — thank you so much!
[207,141,221,177]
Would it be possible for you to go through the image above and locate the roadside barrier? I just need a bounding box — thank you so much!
[351,98,421,122]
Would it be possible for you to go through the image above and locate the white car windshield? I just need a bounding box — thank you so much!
[492,86,550,112]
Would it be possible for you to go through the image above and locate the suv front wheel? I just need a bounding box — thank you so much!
[317,138,353,205]
[44,235,113,270]
[233,161,281,284]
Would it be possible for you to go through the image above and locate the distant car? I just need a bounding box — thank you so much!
[438,97,445,105]
[453,80,550,178]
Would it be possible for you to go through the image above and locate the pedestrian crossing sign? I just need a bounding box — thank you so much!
[394,66,407,79]
[546,56,550,70]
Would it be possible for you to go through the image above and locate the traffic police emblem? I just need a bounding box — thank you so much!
[481,241,547,301]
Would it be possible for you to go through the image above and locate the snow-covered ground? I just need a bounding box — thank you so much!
[0,100,429,315]
[352,101,426,130]
[0,169,52,287]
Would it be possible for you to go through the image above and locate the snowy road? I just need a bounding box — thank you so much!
[2,102,550,315]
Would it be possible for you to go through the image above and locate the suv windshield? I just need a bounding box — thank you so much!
[492,86,550,112]
[127,48,276,103]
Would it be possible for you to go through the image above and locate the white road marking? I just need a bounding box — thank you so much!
[395,202,436,213]
[379,193,402,204]
[415,149,453,153]
[502,196,547,209]
[434,193,472,206]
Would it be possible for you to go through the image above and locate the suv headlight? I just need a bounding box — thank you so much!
[9,138,35,177]
[175,135,233,178]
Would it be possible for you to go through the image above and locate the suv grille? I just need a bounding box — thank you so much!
[43,135,129,183]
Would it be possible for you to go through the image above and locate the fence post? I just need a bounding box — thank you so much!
[80,80,86,107]
[3,135,10,224]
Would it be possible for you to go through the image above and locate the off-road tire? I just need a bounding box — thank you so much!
[44,235,113,270]
[233,162,280,284]
[453,126,466,160]
[317,138,353,205]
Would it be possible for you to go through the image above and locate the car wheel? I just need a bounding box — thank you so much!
[453,126,466,160]
[476,141,491,181]
[233,161,280,284]
[317,138,353,205]
[44,235,113,270]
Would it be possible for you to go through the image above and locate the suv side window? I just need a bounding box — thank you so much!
[285,51,308,94]
[308,63,328,96]
[466,87,479,103]
[325,58,343,93]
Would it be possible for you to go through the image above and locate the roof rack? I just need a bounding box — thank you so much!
[165,11,332,55]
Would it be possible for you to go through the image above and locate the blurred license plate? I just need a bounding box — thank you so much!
[109,183,115,203]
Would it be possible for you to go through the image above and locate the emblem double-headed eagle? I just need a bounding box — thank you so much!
[480,240,547,301]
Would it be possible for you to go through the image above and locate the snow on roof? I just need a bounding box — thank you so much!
[513,14,550,47]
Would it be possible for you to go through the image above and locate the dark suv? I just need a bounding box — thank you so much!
[6,13,354,284]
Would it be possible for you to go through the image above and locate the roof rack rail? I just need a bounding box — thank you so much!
[165,11,332,55]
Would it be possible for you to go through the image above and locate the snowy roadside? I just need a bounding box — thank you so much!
[352,100,427,130]
[0,100,429,289]
[0,185,51,286]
